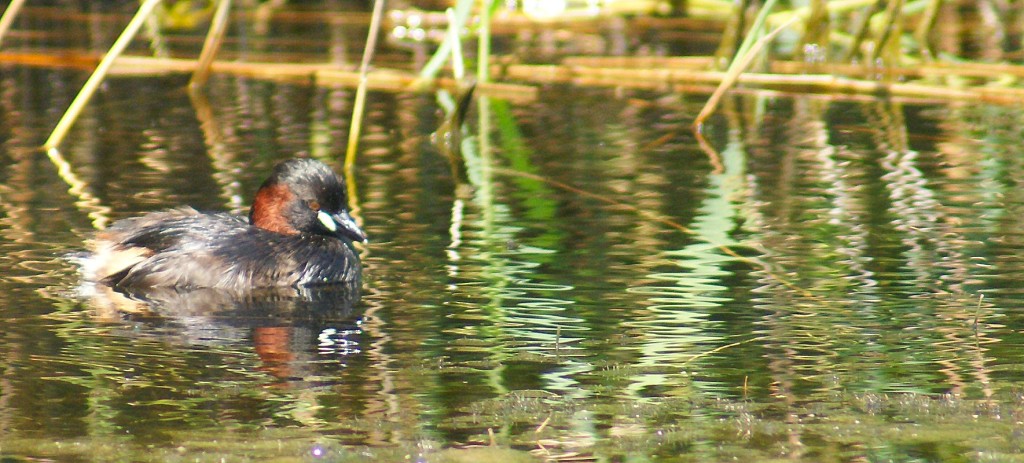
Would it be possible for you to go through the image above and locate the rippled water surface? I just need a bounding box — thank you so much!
[4,3,1024,463]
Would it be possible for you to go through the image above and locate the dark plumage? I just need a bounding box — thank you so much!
[86,159,366,292]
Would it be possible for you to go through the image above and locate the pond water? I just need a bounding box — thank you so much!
[4,3,1024,463]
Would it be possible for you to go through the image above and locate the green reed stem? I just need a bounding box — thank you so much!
[844,0,884,62]
[477,0,497,83]
[868,0,903,63]
[733,0,780,63]
[915,0,941,61]
[418,0,474,81]
[446,8,464,80]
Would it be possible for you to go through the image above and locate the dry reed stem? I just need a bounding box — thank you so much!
[477,0,493,83]
[536,415,551,434]
[15,48,1024,106]
[42,0,163,151]
[679,338,757,366]
[191,0,233,88]
[0,51,100,69]
[119,55,333,77]
[0,50,539,101]
[500,63,1024,105]
[0,0,26,49]
[566,56,1024,81]
[345,0,386,172]
[563,56,716,69]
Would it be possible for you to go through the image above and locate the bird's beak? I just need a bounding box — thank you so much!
[322,210,368,243]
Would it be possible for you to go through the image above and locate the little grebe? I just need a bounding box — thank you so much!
[85,158,366,292]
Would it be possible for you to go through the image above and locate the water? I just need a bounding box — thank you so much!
[4,4,1024,463]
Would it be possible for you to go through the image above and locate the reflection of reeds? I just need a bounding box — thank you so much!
[45,148,112,230]
[723,92,1011,403]
[188,87,245,211]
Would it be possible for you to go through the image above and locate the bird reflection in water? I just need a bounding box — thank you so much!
[80,279,363,384]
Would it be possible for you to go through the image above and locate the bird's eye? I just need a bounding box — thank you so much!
[307,200,321,211]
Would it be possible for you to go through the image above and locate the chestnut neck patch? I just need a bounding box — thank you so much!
[249,182,300,235]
